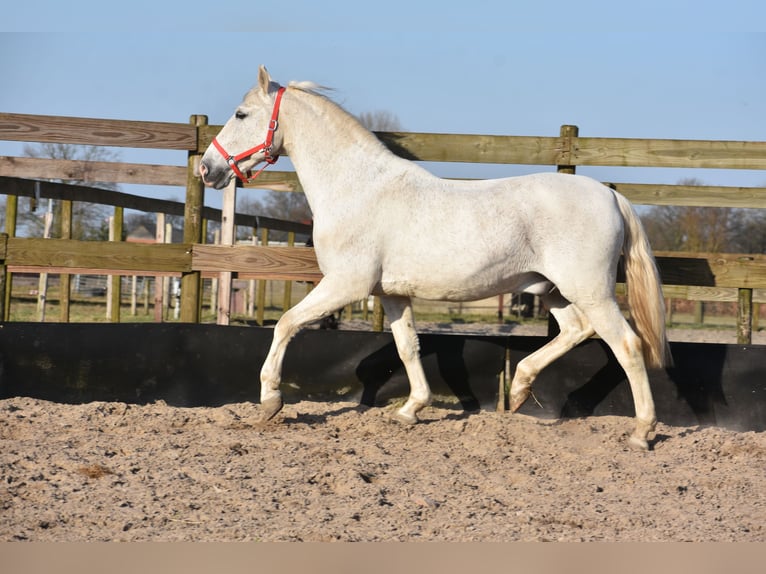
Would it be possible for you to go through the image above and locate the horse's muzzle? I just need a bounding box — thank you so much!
[198,160,228,189]
[198,161,211,184]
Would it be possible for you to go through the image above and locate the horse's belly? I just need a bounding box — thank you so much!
[377,271,549,302]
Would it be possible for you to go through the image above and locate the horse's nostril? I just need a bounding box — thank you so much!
[199,162,208,177]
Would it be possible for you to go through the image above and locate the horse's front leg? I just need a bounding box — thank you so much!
[380,296,432,424]
[259,276,368,422]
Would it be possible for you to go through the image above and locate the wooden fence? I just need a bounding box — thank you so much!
[0,112,765,342]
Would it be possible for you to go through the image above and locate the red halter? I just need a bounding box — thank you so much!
[211,86,286,183]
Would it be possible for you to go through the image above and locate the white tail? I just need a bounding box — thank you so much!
[615,193,672,369]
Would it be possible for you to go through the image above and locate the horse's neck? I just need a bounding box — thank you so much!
[282,90,411,212]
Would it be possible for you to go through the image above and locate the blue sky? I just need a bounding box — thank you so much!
[1,2,765,206]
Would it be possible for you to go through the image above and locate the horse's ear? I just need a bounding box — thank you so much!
[258,65,271,94]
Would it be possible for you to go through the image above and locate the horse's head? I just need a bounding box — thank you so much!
[199,65,286,189]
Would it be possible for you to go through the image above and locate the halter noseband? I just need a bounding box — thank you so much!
[211,86,286,183]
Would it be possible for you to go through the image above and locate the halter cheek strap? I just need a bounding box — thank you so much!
[211,86,286,183]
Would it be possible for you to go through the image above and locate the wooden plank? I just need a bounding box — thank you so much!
[191,246,766,290]
[0,176,312,235]
[4,239,765,292]
[7,266,181,277]
[5,238,191,273]
[3,110,763,179]
[372,132,565,165]
[611,182,766,209]
[1,175,187,214]
[0,113,197,150]
[655,252,766,289]
[660,285,766,303]
[192,244,323,282]
[200,124,564,165]
[202,122,766,170]
[240,170,304,192]
[242,174,766,211]
[573,137,766,170]
[0,156,187,186]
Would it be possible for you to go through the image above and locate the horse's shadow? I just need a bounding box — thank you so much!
[287,335,731,431]
[558,352,629,418]
[354,335,482,412]
[558,340,728,428]
[282,403,369,425]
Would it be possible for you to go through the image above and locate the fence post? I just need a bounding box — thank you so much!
[283,231,295,312]
[2,195,17,321]
[180,114,208,323]
[257,227,269,326]
[210,227,220,320]
[153,213,166,322]
[547,124,581,337]
[163,222,172,317]
[108,206,123,323]
[0,233,7,321]
[372,297,384,331]
[737,288,753,345]
[557,125,579,175]
[216,179,236,325]
[36,200,53,322]
[200,217,209,320]
[59,199,73,322]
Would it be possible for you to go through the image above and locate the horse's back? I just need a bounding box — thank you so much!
[373,171,625,301]
[407,171,624,258]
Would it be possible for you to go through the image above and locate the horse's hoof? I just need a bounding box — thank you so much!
[627,418,656,451]
[509,389,530,412]
[627,435,650,451]
[259,396,284,422]
[391,410,418,426]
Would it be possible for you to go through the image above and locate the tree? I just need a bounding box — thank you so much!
[357,110,403,131]
[640,179,737,253]
[237,190,312,243]
[19,143,119,239]
[728,208,766,254]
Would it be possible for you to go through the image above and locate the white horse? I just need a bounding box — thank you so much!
[200,66,671,450]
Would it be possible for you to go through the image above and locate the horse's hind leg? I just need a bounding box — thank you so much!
[259,276,368,422]
[509,290,595,412]
[380,295,432,425]
[577,299,657,450]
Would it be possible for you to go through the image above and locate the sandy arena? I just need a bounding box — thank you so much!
[1,326,764,542]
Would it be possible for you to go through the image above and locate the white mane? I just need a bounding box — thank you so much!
[286,79,385,150]
[287,80,333,97]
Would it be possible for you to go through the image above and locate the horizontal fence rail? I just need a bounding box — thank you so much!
[0,176,312,236]
[0,156,188,187]
[2,237,191,275]
[4,159,764,209]
[0,113,197,150]
[2,236,763,293]
[4,112,766,169]
[1,110,764,341]
[201,123,766,170]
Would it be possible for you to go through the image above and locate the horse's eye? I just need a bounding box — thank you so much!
[235,110,248,120]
